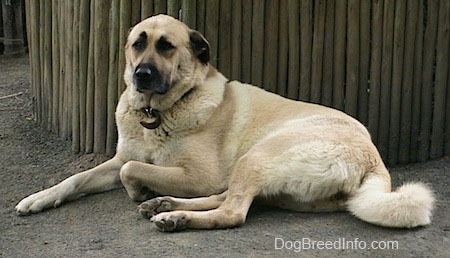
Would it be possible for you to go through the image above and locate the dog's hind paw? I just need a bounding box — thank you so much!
[138,197,173,219]
[151,212,188,232]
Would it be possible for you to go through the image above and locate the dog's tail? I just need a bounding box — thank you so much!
[347,164,435,228]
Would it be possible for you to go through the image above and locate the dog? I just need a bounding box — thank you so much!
[16,14,435,231]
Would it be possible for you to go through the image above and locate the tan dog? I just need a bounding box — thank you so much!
[16,15,434,231]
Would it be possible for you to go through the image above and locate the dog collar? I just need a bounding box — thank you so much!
[139,87,195,130]
[140,107,161,129]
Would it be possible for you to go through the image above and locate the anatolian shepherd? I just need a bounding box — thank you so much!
[16,15,434,232]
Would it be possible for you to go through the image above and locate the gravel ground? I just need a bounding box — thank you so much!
[0,55,449,257]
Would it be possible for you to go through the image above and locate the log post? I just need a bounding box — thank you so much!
[1,0,25,56]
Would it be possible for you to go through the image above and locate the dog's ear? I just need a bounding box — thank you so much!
[189,30,210,64]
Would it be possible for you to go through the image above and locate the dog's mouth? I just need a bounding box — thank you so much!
[134,64,169,95]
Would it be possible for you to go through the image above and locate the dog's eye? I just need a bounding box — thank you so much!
[156,37,175,53]
[132,32,147,52]
[132,39,145,51]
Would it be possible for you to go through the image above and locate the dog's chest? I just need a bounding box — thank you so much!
[144,130,183,164]
[118,123,177,161]
[116,113,186,165]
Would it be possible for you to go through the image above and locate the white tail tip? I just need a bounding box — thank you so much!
[347,177,435,228]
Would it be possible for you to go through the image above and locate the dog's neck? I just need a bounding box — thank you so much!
[139,87,196,130]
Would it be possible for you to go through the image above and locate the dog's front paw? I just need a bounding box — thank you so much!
[15,187,63,215]
[138,197,173,219]
[151,212,189,232]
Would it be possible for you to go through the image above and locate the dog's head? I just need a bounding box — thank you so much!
[124,15,210,110]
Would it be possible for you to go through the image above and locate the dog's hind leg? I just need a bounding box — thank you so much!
[150,154,264,231]
[262,193,347,213]
[138,191,227,219]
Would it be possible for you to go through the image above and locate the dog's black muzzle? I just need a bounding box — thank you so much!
[134,63,168,94]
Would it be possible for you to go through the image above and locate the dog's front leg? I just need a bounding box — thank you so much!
[15,156,125,215]
[119,161,223,201]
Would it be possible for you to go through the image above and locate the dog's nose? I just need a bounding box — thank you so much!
[135,67,152,79]
[134,64,168,94]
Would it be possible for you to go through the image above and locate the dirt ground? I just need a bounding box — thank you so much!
[0,55,449,257]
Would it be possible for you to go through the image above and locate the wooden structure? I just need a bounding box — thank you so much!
[1,0,26,55]
[25,0,450,165]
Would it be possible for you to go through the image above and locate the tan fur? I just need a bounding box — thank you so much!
[16,15,434,231]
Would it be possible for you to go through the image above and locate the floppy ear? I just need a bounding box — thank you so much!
[189,30,210,64]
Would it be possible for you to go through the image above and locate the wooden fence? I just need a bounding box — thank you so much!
[24,0,450,165]
[1,0,26,55]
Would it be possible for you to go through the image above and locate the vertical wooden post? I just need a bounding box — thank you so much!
[430,0,449,159]
[263,0,279,93]
[43,0,52,131]
[30,0,41,124]
[1,0,25,56]
[368,0,383,145]
[388,0,406,165]
[276,0,288,97]
[299,0,312,101]
[78,0,90,152]
[418,0,438,162]
[399,0,419,164]
[39,0,45,127]
[154,0,167,14]
[93,0,110,154]
[287,0,299,100]
[218,0,231,77]
[332,0,346,110]
[141,0,154,20]
[195,0,206,34]
[26,0,37,121]
[51,0,60,134]
[107,0,120,155]
[240,0,251,84]
[64,0,74,139]
[85,0,95,153]
[410,0,424,162]
[72,0,81,153]
[251,0,264,88]
[230,0,241,81]
[358,0,370,124]
[58,0,65,138]
[311,0,326,104]
[182,0,196,28]
[131,0,141,24]
[446,66,450,156]
[24,0,31,58]
[167,0,180,18]
[346,0,360,117]
[205,0,219,68]
[321,0,335,106]
[377,0,394,160]
[118,0,132,97]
